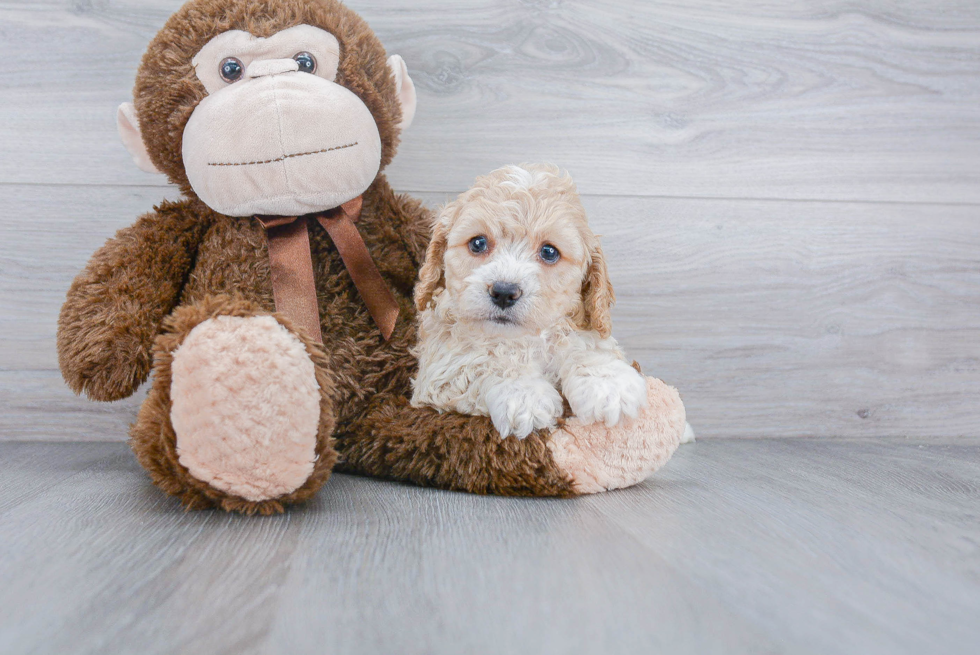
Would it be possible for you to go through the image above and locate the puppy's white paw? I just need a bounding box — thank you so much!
[485,377,564,439]
[564,360,648,427]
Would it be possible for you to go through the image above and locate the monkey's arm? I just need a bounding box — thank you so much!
[58,201,211,401]
[338,398,577,496]
[340,376,684,498]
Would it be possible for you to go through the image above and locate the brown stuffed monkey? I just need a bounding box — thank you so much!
[57,0,687,514]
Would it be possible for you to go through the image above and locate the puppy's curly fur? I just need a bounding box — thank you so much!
[411,164,648,439]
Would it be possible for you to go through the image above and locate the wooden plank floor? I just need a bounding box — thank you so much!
[0,439,977,655]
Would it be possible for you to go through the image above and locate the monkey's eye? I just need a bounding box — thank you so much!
[293,52,317,74]
[219,57,244,83]
[539,244,561,264]
[468,236,489,254]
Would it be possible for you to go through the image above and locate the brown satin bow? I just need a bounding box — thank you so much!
[255,196,399,343]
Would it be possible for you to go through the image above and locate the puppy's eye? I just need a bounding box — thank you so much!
[293,52,317,74]
[539,244,561,264]
[468,236,489,254]
[219,57,244,83]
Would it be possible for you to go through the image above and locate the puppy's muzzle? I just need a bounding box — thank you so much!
[489,282,522,309]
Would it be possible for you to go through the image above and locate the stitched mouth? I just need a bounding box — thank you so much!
[208,142,358,167]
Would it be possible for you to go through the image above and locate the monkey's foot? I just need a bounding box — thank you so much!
[548,377,685,494]
[131,296,337,514]
[170,314,322,501]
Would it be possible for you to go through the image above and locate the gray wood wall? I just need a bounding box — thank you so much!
[2,0,978,440]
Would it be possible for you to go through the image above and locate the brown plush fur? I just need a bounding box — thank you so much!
[58,0,574,512]
[57,202,211,401]
[131,295,339,515]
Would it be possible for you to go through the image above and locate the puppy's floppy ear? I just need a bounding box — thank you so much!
[581,237,616,338]
[414,207,454,311]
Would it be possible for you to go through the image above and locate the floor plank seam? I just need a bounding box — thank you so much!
[4,181,980,208]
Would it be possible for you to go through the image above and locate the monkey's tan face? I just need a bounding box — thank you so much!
[180,26,381,217]
[118,24,417,217]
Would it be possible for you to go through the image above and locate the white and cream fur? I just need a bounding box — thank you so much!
[411,164,649,439]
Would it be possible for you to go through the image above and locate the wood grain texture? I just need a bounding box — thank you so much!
[0,0,979,201]
[595,195,980,438]
[1,0,978,440]
[3,184,977,439]
[0,439,977,654]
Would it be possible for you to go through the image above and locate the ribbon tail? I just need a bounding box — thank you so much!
[317,214,400,340]
[257,217,324,344]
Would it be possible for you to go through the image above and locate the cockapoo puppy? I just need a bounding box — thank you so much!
[410,164,651,439]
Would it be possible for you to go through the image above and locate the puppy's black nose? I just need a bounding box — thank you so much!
[489,282,522,309]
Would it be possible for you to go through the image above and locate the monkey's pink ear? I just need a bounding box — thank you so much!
[117,103,162,175]
[387,55,417,133]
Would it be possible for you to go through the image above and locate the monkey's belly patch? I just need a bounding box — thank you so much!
[170,315,320,502]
